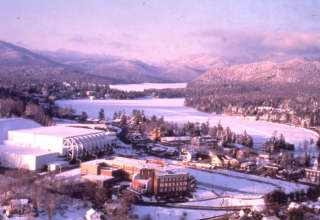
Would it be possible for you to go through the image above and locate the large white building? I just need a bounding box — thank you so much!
[0,125,117,170]
[0,145,59,170]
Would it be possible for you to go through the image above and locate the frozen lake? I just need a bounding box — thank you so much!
[109,83,187,92]
[56,98,318,149]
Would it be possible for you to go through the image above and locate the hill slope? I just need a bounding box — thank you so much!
[0,40,113,83]
[191,59,320,86]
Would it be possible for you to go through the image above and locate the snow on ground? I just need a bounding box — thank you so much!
[212,169,309,194]
[133,205,226,220]
[185,168,276,196]
[0,118,41,144]
[35,198,90,220]
[110,83,187,92]
[56,98,318,149]
[180,196,265,208]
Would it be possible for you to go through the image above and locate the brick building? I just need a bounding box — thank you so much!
[80,157,193,196]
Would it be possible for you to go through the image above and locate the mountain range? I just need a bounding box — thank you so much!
[0,40,215,84]
[1,39,320,86]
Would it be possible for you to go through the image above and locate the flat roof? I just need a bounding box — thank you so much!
[82,174,114,181]
[0,145,59,156]
[9,126,104,138]
[105,156,183,173]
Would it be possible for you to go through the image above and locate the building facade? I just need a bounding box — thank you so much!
[80,157,192,196]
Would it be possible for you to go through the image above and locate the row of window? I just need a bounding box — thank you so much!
[159,182,187,187]
[158,176,188,182]
[158,186,187,193]
[306,171,320,177]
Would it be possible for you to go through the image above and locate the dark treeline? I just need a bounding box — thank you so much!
[108,88,186,99]
[0,88,54,126]
[185,82,320,128]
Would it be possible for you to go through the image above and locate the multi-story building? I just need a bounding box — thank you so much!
[80,157,193,196]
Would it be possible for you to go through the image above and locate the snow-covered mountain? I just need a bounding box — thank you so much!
[191,58,320,86]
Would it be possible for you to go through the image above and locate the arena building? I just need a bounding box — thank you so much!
[5,126,116,159]
[0,125,117,170]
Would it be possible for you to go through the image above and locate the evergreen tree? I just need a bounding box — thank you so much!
[209,126,218,138]
[98,108,105,121]
[120,113,127,126]
[200,122,209,135]
[317,138,320,149]
[113,112,118,120]
[80,111,88,122]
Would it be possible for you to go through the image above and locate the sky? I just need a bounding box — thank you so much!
[0,0,320,63]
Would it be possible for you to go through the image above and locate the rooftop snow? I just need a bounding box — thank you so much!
[82,157,181,173]
[82,174,114,181]
[9,125,104,138]
[0,144,59,156]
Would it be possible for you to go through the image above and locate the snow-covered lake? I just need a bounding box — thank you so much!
[56,98,318,149]
[109,83,187,92]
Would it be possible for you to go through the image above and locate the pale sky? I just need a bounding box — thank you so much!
[1,0,319,62]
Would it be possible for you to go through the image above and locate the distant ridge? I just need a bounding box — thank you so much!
[0,40,112,83]
[39,50,215,83]
[190,58,320,86]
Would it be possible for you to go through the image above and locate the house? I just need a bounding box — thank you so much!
[210,153,224,167]
[210,152,239,168]
[179,149,196,162]
[160,136,191,146]
[128,132,149,145]
[191,136,218,147]
[148,144,178,157]
[149,128,163,141]
[240,162,257,172]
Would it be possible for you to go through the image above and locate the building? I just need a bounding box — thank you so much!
[160,136,191,146]
[240,162,257,172]
[191,136,218,147]
[4,126,116,159]
[80,157,193,196]
[0,145,59,170]
[0,125,117,170]
[210,152,239,168]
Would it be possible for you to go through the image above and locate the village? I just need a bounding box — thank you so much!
[0,106,320,220]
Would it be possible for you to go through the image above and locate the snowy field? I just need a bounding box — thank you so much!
[56,98,318,149]
[131,163,309,220]
[133,205,227,220]
[0,118,41,144]
[110,82,187,92]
